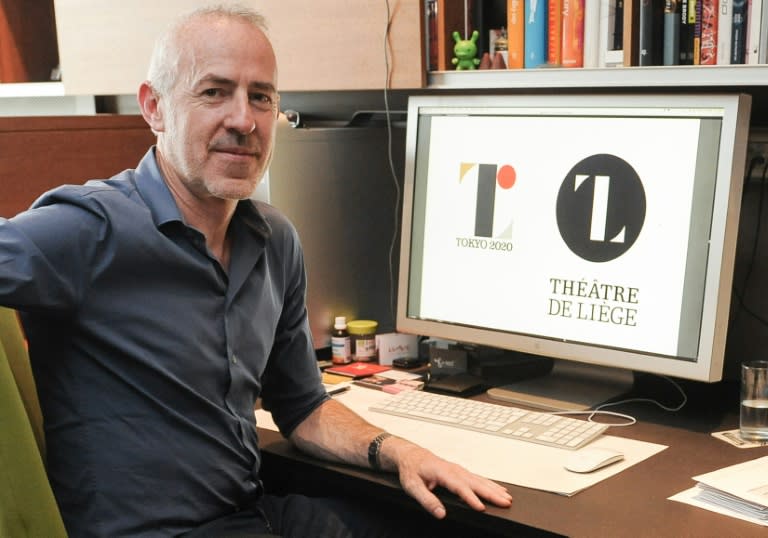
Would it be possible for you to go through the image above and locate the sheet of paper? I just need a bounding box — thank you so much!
[255,386,667,496]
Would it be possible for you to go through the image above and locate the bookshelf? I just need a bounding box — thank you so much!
[428,2,768,128]
[432,0,766,69]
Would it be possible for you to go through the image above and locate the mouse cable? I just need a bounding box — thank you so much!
[549,375,688,428]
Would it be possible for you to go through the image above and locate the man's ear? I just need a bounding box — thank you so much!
[138,81,165,134]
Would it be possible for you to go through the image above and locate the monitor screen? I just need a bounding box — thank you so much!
[397,93,751,408]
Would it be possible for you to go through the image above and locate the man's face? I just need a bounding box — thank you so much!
[155,17,279,201]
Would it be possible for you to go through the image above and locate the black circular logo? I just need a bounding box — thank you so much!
[556,154,646,262]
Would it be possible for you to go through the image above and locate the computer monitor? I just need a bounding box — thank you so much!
[396,93,752,411]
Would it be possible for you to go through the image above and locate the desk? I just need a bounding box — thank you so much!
[258,380,768,537]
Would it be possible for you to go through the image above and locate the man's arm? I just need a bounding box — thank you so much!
[288,398,513,518]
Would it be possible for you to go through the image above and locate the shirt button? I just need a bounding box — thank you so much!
[231,355,238,364]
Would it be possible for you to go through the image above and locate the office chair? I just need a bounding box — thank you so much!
[0,306,67,537]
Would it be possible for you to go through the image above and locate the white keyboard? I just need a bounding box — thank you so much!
[369,389,608,450]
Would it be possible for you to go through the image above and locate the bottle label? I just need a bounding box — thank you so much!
[331,336,351,364]
[355,337,377,361]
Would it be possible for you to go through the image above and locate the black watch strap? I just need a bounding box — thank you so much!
[367,432,392,470]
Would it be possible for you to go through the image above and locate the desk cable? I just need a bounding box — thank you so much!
[550,375,689,428]
[382,0,400,329]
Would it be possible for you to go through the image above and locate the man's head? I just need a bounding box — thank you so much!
[138,5,279,202]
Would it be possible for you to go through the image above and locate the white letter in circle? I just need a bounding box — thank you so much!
[577,174,625,244]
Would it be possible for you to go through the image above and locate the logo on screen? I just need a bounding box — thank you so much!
[556,154,646,262]
[460,162,517,238]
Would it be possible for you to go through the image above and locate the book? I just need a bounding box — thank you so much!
[353,374,425,393]
[426,1,439,71]
[525,0,549,67]
[614,0,626,48]
[324,362,390,379]
[731,0,749,63]
[561,0,586,67]
[583,0,602,66]
[680,0,697,63]
[508,0,526,68]
[761,0,768,62]
[717,0,733,64]
[694,0,703,63]
[548,0,563,65]
[322,372,355,384]
[663,0,681,64]
[623,0,639,65]
[700,0,719,63]
[638,0,664,65]
[745,0,763,63]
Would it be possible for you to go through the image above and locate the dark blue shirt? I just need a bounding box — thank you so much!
[0,148,329,537]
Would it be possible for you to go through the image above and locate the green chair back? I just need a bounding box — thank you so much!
[0,306,67,537]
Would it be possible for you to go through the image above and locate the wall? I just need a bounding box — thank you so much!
[268,113,406,349]
[725,175,768,379]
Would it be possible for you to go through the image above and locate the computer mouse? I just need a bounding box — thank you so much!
[564,447,625,473]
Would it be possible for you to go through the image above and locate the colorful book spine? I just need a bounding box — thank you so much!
[549,0,563,65]
[693,0,702,63]
[680,0,697,63]
[508,0,527,68]
[561,0,586,66]
[663,0,681,64]
[526,0,550,67]
[717,0,733,64]
[699,0,718,63]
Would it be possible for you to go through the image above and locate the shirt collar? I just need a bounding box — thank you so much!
[133,146,272,239]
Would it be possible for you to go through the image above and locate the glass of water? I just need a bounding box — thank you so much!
[740,360,768,441]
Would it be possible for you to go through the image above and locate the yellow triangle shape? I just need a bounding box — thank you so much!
[459,163,475,182]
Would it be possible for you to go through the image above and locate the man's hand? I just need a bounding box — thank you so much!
[381,437,513,518]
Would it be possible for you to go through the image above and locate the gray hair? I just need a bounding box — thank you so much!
[146,4,269,96]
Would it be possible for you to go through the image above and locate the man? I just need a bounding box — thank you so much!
[0,5,511,536]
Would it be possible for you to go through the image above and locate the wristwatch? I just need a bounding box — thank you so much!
[368,432,392,470]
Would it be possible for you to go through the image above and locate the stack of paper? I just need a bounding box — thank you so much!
[695,483,768,521]
[670,455,768,526]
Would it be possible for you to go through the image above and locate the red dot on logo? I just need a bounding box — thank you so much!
[497,165,516,189]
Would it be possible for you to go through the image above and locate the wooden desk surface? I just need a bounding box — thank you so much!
[258,379,768,537]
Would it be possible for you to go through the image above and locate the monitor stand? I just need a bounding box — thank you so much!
[486,360,634,412]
